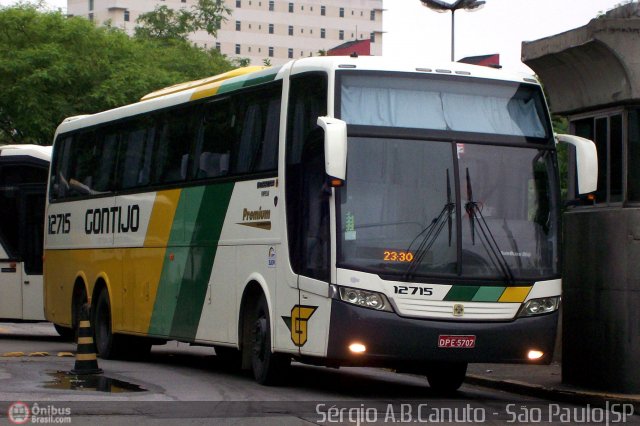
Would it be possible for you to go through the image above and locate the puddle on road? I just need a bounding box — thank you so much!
[43,371,147,393]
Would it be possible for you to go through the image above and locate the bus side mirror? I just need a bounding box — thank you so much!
[556,134,598,195]
[317,117,347,185]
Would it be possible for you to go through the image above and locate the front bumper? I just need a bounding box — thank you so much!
[326,299,558,368]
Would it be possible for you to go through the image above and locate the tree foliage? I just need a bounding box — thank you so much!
[0,4,233,144]
[135,0,230,42]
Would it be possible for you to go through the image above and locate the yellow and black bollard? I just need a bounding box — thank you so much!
[70,303,103,375]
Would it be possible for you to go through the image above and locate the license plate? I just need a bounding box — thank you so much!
[438,335,476,348]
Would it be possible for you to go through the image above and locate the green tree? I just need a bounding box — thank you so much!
[135,0,230,42]
[0,4,233,145]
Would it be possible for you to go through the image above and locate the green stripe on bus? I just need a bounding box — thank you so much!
[471,286,506,302]
[443,286,480,302]
[148,188,192,337]
[218,67,281,94]
[170,183,234,340]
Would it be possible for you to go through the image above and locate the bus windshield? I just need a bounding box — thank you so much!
[339,73,550,139]
[336,137,558,282]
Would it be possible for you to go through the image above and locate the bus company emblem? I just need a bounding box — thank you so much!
[238,206,271,230]
[282,305,317,347]
[453,304,465,317]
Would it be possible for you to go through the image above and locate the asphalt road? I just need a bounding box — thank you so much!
[0,322,637,425]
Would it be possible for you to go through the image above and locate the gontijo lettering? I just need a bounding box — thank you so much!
[85,205,140,235]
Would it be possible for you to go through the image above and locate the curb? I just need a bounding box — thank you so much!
[466,375,640,412]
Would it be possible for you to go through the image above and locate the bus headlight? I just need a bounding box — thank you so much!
[335,286,393,312]
[518,297,560,317]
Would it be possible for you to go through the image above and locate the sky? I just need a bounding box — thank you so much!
[0,0,629,73]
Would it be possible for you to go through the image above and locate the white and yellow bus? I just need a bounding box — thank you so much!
[44,57,597,390]
[1,144,51,322]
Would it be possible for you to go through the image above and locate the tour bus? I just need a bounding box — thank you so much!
[1,144,51,322]
[44,57,597,391]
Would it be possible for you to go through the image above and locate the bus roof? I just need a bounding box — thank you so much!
[53,56,540,138]
[0,144,52,162]
[140,66,269,101]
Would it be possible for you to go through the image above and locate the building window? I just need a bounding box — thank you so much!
[88,12,93,21]
[124,9,130,22]
[88,0,93,11]
[370,10,375,20]
[268,46,274,57]
[339,7,344,17]
[289,2,293,12]
[236,20,241,31]
[269,23,274,34]
[301,5,304,10]
[236,0,241,7]
[248,46,252,52]
[235,44,241,54]
[182,0,186,3]
[321,5,325,15]
[215,42,221,50]
[339,30,344,40]
[288,25,293,36]
[288,48,293,58]
[572,114,624,204]
[320,28,325,38]
[300,28,304,34]
[370,32,375,42]
[269,0,274,11]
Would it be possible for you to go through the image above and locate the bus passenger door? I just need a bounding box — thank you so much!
[286,130,332,357]
[18,185,46,320]
[0,243,22,320]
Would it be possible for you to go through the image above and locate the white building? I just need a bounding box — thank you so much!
[67,0,383,65]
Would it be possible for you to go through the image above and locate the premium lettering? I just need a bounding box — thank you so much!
[242,207,271,221]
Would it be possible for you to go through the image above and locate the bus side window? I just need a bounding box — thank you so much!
[119,125,151,190]
[67,131,96,197]
[152,107,197,185]
[255,98,281,172]
[196,97,235,179]
[51,135,73,200]
[93,131,119,193]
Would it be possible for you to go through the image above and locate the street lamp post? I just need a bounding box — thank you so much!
[419,0,486,62]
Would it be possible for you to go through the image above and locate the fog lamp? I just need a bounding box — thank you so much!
[349,343,366,354]
[528,350,544,360]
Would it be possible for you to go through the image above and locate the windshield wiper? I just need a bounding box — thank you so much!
[465,168,516,284]
[404,169,455,280]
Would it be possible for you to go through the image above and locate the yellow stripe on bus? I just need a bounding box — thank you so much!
[144,190,181,247]
[498,286,532,303]
[77,337,93,344]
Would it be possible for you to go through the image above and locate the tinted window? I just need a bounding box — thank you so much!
[152,108,196,185]
[118,118,156,190]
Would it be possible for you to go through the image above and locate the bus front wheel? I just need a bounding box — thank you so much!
[426,362,467,393]
[250,294,290,385]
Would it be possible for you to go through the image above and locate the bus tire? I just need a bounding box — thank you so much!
[93,289,124,359]
[250,294,290,385]
[426,362,467,393]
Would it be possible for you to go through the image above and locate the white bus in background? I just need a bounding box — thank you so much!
[0,144,51,322]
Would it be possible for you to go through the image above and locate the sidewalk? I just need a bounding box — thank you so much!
[466,363,640,411]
